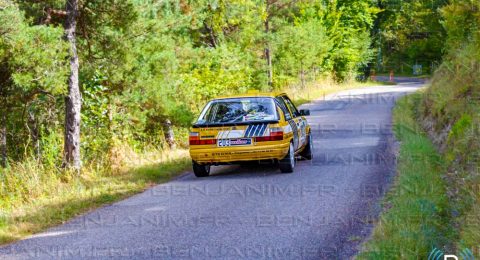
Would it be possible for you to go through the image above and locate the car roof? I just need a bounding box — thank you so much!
[215,91,287,100]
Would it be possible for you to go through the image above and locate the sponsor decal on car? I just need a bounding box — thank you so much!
[244,123,268,137]
[217,138,253,147]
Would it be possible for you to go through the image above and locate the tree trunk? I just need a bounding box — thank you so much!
[0,111,6,168]
[203,22,217,48]
[28,110,41,161]
[163,119,176,149]
[300,62,305,88]
[63,0,81,171]
[264,19,273,87]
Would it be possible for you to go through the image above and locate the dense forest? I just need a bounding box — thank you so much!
[0,0,379,170]
[1,0,479,255]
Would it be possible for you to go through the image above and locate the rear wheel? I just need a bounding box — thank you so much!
[300,133,313,160]
[192,161,210,177]
[279,143,295,173]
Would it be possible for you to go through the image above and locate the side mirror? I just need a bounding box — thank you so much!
[299,109,310,116]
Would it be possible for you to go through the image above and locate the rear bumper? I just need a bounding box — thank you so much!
[190,142,290,164]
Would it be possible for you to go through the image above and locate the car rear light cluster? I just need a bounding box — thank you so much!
[255,127,283,142]
[190,139,216,145]
[190,127,284,145]
[189,132,216,145]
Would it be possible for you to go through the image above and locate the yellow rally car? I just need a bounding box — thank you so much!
[189,92,313,177]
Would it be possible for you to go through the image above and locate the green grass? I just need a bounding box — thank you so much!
[0,149,190,244]
[358,93,454,259]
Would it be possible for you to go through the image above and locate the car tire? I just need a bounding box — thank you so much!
[300,133,313,160]
[192,161,210,177]
[279,143,295,173]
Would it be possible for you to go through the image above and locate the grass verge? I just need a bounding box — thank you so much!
[0,148,190,244]
[358,93,454,259]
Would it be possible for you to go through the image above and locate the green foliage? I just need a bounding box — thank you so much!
[0,3,68,94]
[376,0,447,73]
[274,18,331,81]
[448,114,472,141]
[81,71,113,160]
[325,0,379,80]
[8,26,68,94]
[0,1,68,162]
[38,130,64,167]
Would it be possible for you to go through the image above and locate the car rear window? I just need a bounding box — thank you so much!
[196,97,278,124]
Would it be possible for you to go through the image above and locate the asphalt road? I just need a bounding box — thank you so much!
[0,78,425,260]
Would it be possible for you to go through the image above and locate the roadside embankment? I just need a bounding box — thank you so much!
[359,93,454,259]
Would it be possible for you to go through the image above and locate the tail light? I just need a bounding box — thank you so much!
[189,132,216,145]
[255,127,283,142]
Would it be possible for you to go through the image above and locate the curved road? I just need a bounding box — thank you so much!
[0,79,424,259]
